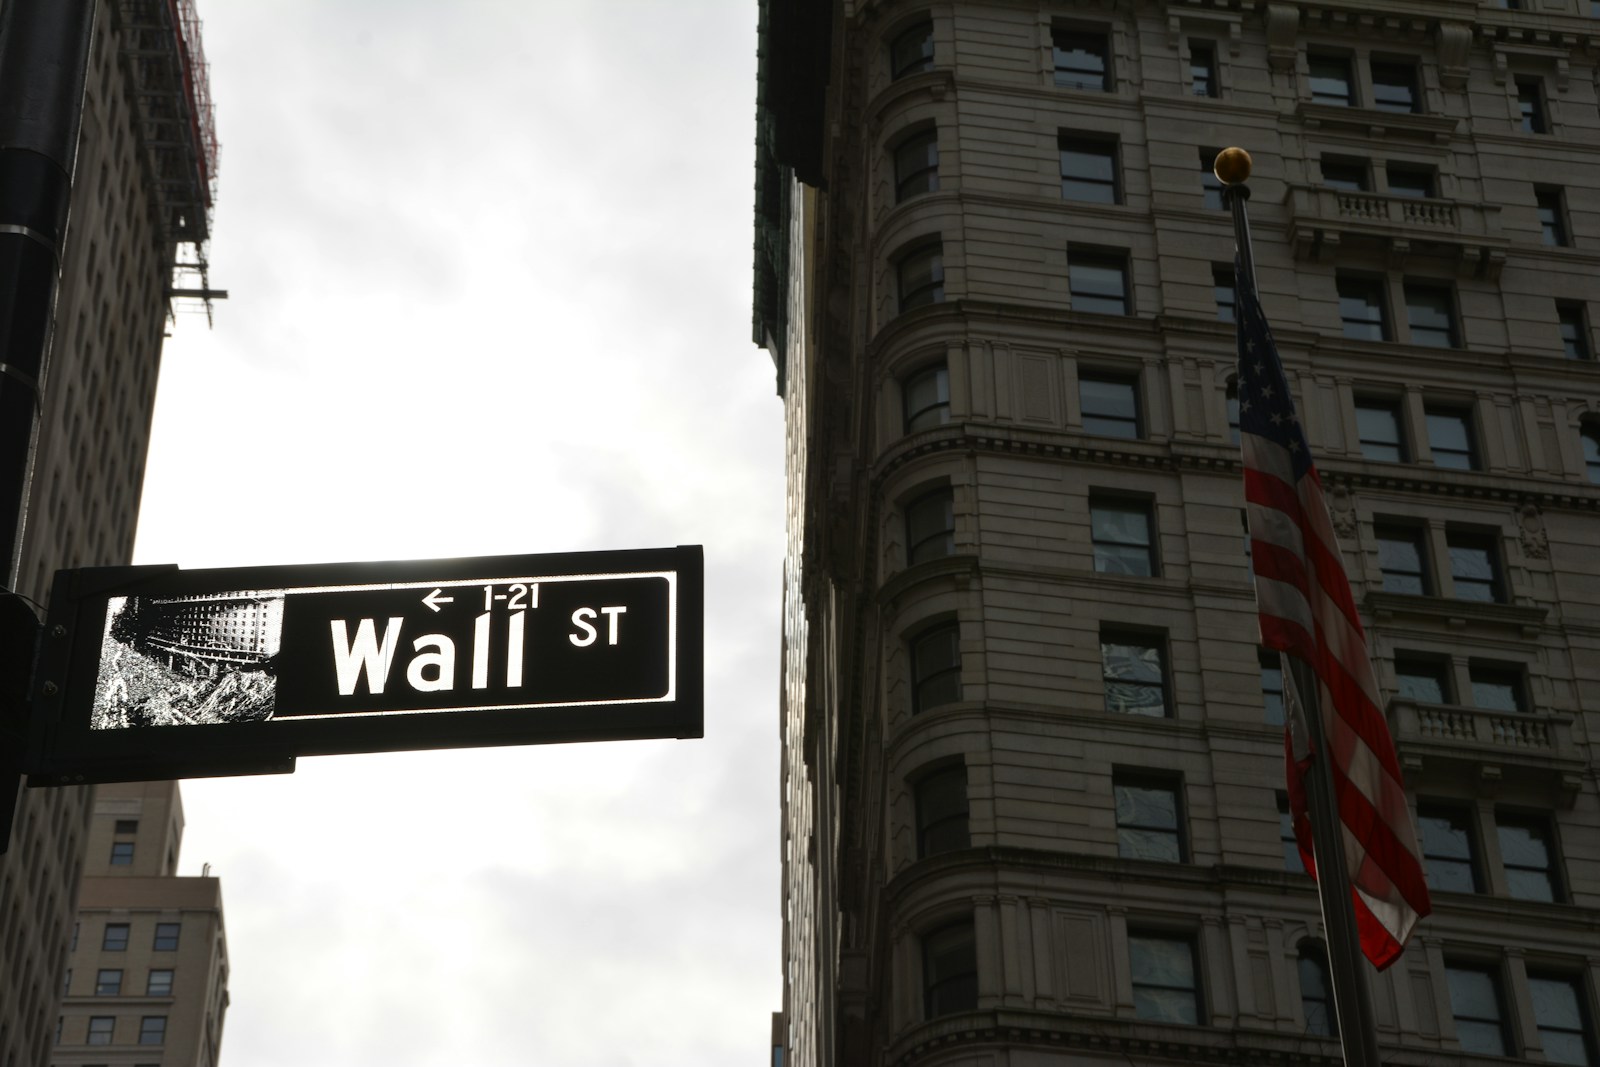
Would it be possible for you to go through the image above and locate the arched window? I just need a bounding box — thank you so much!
[1298,942,1337,1037]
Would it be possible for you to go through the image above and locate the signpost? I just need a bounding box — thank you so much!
[18,545,703,789]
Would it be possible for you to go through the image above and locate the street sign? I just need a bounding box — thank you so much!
[26,546,703,784]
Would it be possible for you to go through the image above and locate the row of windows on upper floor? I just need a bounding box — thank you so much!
[899,362,1600,486]
[75,920,183,954]
[65,965,174,998]
[63,1012,166,1047]
[888,18,1574,136]
[918,906,1593,1062]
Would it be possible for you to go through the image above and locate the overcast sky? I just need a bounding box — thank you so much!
[131,3,783,1064]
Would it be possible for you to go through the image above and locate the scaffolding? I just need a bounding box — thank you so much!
[115,0,225,323]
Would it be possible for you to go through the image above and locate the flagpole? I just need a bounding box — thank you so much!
[1217,148,1384,1067]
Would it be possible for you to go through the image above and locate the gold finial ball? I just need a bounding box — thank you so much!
[1213,146,1253,185]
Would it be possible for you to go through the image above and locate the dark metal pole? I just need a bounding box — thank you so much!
[1223,160,1383,1067]
[0,0,97,588]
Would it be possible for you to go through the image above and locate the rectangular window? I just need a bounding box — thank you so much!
[1189,41,1218,97]
[1090,497,1156,576]
[1558,302,1590,360]
[102,923,129,952]
[1068,250,1130,315]
[1355,398,1406,461]
[1337,275,1389,341]
[1079,373,1140,438]
[1213,265,1236,323]
[1225,377,1240,444]
[903,364,950,432]
[94,969,122,996]
[152,922,180,951]
[906,488,955,565]
[1585,425,1600,484]
[87,1017,114,1046]
[1322,158,1370,192]
[1497,813,1561,902]
[1308,52,1354,105]
[146,969,174,996]
[1299,948,1338,1036]
[894,129,939,202]
[911,624,961,713]
[1200,148,1225,210]
[1468,661,1524,712]
[1528,973,1596,1065]
[1419,803,1481,893]
[1129,933,1201,1024]
[1426,407,1477,470]
[915,764,969,858]
[922,921,978,1018]
[1376,524,1430,595]
[1448,964,1510,1055]
[1114,773,1185,862]
[138,1016,167,1045]
[109,841,134,865]
[1371,59,1421,113]
[1386,164,1435,199]
[1101,630,1168,717]
[891,22,934,80]
[1537,187,1569,246]
[1059,136,1119,203]
[1395,653,1451,704]
[1448,532,1502,602]
[1277,792,1306,873]
[898,243,945,312]
[1260,650,1285,726]
[1405,282,1458,347]
[1054,28,1111,91]
[1518,76,1548,133]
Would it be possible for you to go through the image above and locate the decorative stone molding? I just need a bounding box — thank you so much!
[1264,4,1299,71]
[1329,485,1358,539]
[1517,503,1549,559]
[1436,21,1472,91]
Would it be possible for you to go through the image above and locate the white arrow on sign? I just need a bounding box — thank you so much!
[422,588,455,613]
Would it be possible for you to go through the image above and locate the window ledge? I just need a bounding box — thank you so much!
[1365,591,1547,636]
[879,553,980,609]
[1388,698,1582,807]
[1285,183,1507,279]
[1294,101,1460,142]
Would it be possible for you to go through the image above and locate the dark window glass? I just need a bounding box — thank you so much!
[922,921,978,1018]
[894,130,939,202]
[1115,774,1185,862]
[87,1017,114,1045]
[1225,376,1240,444]
[1371,60,1420,113]
[891,22,934,79]
[1060,136,1119,203]
[1395,654,1451,704]
[1558,303,1590,360]
[1308,53,1354,105]
[1376,525,1429,595]
[1419,804,1481,893]
[1322,159,1370,192]
[1355,399,1405,461]
[110,841,134,866]
[898,243,944,312]
[906,488,955,565]
[1498,813,1561,902]
[1129,934,1200,1024]
[138,1016,166,1046]
[147,969,174,996]
[1447,965,1510,1055]
[1387,164,1435,199]
[1448,532,1501,602]
[1426,408,1477,470]
[1213,265,1236,323]
[1069,252,1129,315]
[1518,77,1548,133]
[1278,792,1306,873]
[1054,28,1110,91]
[1469,662,1525,712]
[903,364,950,432]
[1528,973,1596,1065]
[1190,41,1218,97]
[102,923,129,952]
[1337,275,1389,340]
[1101,631,1168,717]
[1299,946,1338,1036]
[1080,374,1140,438]
[1260,650,1285,726]
[911,624,961,713]
[915,764,969,858]
[94,969,122,996]
[153,922,180,951]
[1405,283,1458,347]
[1200,148,1225,210]
[1537,187,1569,246]
[113,819,138,834]
[1091,497,1155,576]
[1584,425,1600,484]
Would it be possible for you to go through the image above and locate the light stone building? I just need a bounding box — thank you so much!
[754,0,1600,1064]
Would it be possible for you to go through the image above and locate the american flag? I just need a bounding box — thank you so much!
[1234,263,1431,970]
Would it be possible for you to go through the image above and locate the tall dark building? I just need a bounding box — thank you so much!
[758,1,1600,1065]
[1,2,218,1065]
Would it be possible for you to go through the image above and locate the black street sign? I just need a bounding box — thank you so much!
[26,546,703,784]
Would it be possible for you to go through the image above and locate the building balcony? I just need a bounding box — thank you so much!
[1388,699,1583,806]
[1285,184,1507,279]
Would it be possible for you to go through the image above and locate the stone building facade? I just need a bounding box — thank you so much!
[755,0,1600,1064]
